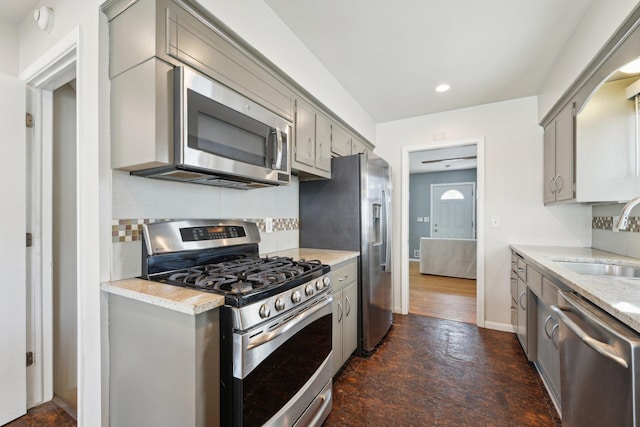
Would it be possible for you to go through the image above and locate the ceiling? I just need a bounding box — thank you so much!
[0,0,40,24]
[265,0,595,123]
[409,145,477,174]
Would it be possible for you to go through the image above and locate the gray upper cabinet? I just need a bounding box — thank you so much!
[104,0,375,178]
[294,98,316,168]
[106,0,294,122]
[331,125,352,157]
[293,98,331,178]
[543,103,575,204]
[351,137,370,155]
[315,113,332,172]
[540,4,640,204]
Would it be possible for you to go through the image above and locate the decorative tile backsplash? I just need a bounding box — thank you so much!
[112,218,299,242]
[592,216,640,232]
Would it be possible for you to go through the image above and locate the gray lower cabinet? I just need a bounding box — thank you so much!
[533,276,562,411]
[511,250,563,413]
[108,294,219,427]
[331,258,358,376]
[512,252,536,360]
[535,289,561,408]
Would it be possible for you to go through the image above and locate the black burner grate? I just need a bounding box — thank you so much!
[158,256,324,297]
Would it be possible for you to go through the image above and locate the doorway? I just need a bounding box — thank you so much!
[21,34,79,420]
[401,139,485,326]
[51,81,78,417]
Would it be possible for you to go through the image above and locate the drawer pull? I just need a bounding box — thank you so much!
[338,275,349,282]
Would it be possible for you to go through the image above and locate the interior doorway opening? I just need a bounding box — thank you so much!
[51,81,78,418]
[21,32,79,423]
[401,139,485,326]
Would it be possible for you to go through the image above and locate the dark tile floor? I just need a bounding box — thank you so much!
[5,315,558,426]
[324,314,561,426]
[3,400,76,427]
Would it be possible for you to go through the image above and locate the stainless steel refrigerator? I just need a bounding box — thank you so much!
[299,152,392,355]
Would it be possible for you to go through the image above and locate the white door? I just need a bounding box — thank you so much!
[0,73,27,423]
[431,182,475,238]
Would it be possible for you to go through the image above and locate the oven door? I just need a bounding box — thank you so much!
[175,66,291,186]
[232,294,333,427]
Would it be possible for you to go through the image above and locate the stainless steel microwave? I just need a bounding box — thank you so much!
[133,66,292,189]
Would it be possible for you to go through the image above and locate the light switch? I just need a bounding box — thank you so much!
[265,218,273,233]
[417,217,424,222]
[424,216,430,223]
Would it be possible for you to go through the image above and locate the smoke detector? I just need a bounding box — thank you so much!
[33,7,54,33]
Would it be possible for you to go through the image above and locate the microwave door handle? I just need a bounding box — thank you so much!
[272,127,283,170]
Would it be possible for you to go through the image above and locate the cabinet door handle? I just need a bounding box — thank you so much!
[345,296,351,317]
[551,323,559,349]
[544,315,554,339]
[337,301,343,322]
[555,175,564,192]
[518,291,526,310]
[548,177,557,194]
[307,137,313,156]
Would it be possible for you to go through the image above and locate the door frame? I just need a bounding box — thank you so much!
[430,181,476,239]
[401,138,485,327]
[20,28,78,409]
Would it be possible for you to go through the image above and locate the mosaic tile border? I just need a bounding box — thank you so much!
[112,218,299,242]
[592,216,640,232]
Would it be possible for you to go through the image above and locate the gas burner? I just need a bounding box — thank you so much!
[156,255,326,300]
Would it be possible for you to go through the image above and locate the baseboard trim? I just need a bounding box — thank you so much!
[53,395,77,421]
[483,321,515,333]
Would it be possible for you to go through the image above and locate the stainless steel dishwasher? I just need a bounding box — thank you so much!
[551,291,640,427]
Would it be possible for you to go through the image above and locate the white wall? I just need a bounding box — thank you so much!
[111,173,301,280]
[0,17,19,76]
[376,96,592,327]
[537,0,640,121]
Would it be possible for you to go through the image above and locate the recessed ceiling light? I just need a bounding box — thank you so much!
[620,58,640,74]
[435,84,450,93]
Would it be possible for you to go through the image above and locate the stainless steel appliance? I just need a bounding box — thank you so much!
[141,220,333,427]
[299,152,393,355]
[551,291,640,426]
[132,66,293,189]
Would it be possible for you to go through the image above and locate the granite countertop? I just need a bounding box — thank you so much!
[265,248,359,266]
[510,245,640,333]
[102,248,359,314]
[101,278,225,315]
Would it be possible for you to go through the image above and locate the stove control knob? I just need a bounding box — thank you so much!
[275,298,286,311]
[323,276,331,287]
[291,290,302,304]
[305,284,315,296]
[316,279,324,291]
[259,304,271,318]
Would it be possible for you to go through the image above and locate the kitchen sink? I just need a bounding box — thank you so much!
[555,261,640,279]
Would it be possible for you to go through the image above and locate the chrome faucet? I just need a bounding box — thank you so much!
[613,195,640,231]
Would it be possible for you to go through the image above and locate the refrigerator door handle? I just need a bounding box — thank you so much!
[381,189,391,272]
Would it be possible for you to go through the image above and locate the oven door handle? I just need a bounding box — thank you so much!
[247,294,332,351]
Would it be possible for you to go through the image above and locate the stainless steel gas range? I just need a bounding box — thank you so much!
[140,219,333,427]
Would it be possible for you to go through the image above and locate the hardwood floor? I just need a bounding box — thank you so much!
[4,400,76,427]
[325,314,560,426]
[409,261,476,324]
